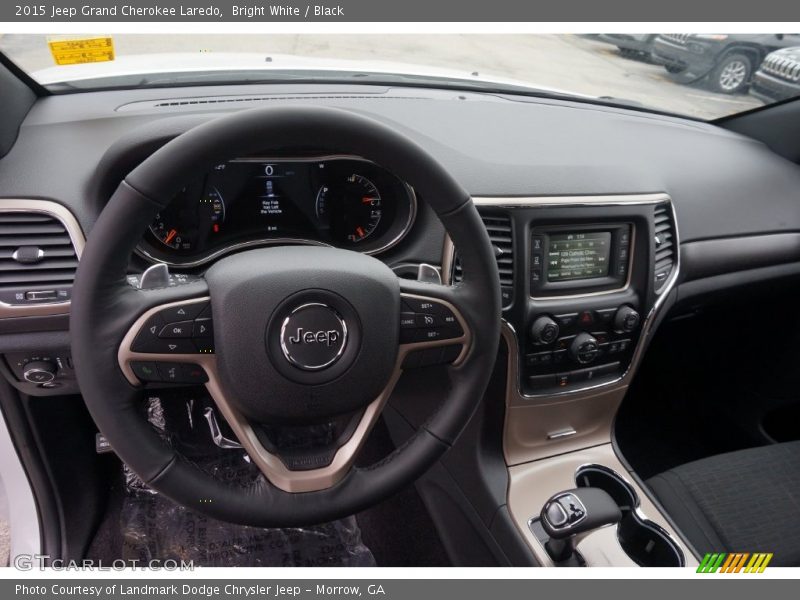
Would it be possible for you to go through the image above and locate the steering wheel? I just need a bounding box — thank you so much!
[71,106,501,527]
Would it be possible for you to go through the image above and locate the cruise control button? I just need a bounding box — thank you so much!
[402,297,442,314]
[193,318,213,338]
[158,320,193,338]
[415,313,438,328]
[400,312,417,328]
[131,361,161,382]
[159,302,208,324]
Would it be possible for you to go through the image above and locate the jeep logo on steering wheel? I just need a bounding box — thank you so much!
[280,303,348,370]
[288,328,341,347]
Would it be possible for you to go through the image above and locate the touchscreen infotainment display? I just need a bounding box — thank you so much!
[547,231,612,282]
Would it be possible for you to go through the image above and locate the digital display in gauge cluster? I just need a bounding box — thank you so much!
[145,158,415,264]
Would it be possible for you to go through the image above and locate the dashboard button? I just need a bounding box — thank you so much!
[501,287,513,306]
[528,374,555,391]
[578,311,595,327]
[554,313,578,328]
[595,308,617,324]
[158,320,193,338]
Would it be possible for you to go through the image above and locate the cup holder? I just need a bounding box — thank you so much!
[575,465,684,567]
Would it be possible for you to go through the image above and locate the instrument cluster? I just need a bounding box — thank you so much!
[137,157,417,266]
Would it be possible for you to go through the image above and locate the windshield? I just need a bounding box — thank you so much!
[2,33,799,120]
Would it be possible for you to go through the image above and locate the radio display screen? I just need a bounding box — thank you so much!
[547,231,612,282]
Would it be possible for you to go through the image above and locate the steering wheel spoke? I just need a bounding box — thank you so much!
[397,280,471,370]
[119,294,215,387]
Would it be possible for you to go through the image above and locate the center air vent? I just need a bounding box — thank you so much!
[452,213,514,306]
[0,211,79,306]
[653,203,677,292]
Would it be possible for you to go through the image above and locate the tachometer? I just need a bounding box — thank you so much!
[315,174,383,244]
[149,186,225,252]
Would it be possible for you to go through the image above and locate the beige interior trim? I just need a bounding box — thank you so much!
[507,443,698,567]
[118,292,470,493]
[0,199,85,319]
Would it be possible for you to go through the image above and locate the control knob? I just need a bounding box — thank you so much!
[569,333,600,365]
[614,305,640,333]
[530,316,560,345]
[23,360,57,384]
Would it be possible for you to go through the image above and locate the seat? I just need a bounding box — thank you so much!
[646,440,800,567]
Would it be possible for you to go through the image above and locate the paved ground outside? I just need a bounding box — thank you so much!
[0,33,762,119]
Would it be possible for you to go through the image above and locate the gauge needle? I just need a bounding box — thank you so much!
[356,227,365,238]
[362,197,377,204]
[164,229,178,245]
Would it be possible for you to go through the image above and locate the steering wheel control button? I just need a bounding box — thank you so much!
[399,312,417,328]
[131,314,167,352]
[399,297,463,342]
[193,318,213,338]
[279,303,348,371]
[159,301,208,324]
[158,320,193,338]
[402,344,463,369]
[130,361,161,382]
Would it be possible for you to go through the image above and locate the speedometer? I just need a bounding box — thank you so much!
[315,174,383,244]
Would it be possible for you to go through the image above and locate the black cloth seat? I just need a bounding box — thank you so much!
[647,440,800,567]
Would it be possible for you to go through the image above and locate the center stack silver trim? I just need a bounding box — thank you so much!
[443,193,679,402]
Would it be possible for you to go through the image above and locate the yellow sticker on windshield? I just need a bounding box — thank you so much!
[48,37,115,66]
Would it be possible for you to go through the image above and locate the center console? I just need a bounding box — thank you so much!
[444,193,691,567]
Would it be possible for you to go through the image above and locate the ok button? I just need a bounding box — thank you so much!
[158,320,193,338]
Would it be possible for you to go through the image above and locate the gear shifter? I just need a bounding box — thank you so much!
[540,488,622,563]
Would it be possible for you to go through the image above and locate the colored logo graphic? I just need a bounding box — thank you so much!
[697,552,773,573]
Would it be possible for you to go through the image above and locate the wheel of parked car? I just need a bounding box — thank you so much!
[710,53,753,94]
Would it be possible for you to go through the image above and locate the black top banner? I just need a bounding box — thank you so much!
[3,0,800,22]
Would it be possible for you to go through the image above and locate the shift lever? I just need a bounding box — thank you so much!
[540,488,622,562]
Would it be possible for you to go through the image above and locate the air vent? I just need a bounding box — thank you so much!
[452,213,514,305]
[0,212,78,305]
[653,203,677,292]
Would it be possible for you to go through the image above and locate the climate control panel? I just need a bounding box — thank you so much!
[523,304,641,394]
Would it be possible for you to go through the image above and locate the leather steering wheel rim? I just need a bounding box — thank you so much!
[71,106,501,527]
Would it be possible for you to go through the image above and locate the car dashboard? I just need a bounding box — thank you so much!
[2,81,800,567]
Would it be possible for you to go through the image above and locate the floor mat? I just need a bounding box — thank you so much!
[87,393,449,567]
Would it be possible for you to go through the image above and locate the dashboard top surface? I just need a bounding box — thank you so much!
[0,82,799,250]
